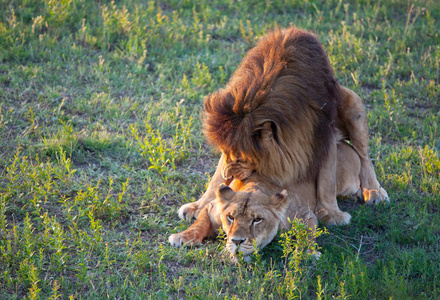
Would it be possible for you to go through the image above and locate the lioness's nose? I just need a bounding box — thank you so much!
[231,238,246,246]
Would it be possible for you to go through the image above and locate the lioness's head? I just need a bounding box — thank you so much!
[217,183,289,261]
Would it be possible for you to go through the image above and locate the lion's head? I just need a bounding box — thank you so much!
[216,183,290,261]
[203,27,339,185]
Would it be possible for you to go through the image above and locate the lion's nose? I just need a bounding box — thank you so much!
[231,238,246,246]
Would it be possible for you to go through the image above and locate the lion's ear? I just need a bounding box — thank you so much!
[261,122,273,140]
[217,184,236,202]
[271,190,288,208]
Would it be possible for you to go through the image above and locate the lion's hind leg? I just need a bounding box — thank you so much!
[337,86,389,205]
[169,206,214,247]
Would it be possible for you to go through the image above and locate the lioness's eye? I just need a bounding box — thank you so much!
[227,215,234,222]
[253,218,263,224]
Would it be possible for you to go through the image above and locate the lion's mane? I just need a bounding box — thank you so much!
[203,27,340,185]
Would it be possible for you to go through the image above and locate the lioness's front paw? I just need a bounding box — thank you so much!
[363,187,389,206]
[322,211,351,226]
[177,202,199,221]
[169,232,199,248]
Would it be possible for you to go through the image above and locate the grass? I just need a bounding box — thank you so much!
[0,0,439,298]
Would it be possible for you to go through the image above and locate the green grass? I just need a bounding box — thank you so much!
[1,0,439,298]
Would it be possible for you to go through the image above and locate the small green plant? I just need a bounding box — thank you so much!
[48,280,61,300]
[278,218,327,299]
[130,121,190,174]
[26,262,41,300]
[316,275,325,300]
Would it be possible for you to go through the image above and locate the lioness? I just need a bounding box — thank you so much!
[170,141,362,260]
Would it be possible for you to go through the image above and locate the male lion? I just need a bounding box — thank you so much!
[179,27,388,225]
[170,141,362,260]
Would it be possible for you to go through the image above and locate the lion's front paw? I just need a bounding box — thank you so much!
[322,211,351,226]
[177,202,200,221]
[169,232,199,248]
[363,187,389,206]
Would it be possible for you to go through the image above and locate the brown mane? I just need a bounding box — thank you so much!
[203,27,340,185]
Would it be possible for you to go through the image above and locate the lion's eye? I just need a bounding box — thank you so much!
[227,215,234,222]
[253,218,263,224]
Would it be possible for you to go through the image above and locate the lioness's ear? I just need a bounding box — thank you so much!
[217,184,235,202]
[271,190,288,208]
[261,122,273,140]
